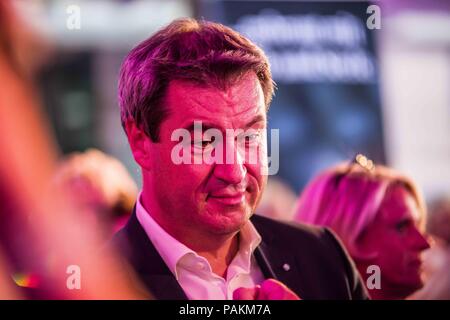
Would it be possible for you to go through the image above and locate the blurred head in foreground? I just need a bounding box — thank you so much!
[0,2,146,298]
[295,155,430,299]
[54,149,138,237]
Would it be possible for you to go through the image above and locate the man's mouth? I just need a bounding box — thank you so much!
[208,191,246,205]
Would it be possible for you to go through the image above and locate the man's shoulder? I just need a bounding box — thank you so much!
[251,213,352,274]
[251,213,334,247]
[251,214,369,300]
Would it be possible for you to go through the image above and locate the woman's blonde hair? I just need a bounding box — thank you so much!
[294,161,426,258]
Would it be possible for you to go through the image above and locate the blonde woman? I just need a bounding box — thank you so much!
[295,155,430,299]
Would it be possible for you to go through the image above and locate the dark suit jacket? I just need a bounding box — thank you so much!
[110,210,369,300]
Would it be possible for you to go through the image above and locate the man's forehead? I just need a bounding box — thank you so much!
[165,73,265,119]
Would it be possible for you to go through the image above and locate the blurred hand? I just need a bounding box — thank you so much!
[233,279,300,300]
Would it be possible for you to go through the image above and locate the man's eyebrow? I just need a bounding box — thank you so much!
[245,114,266,129]
[184,121,217,133]
[183,114,266,132]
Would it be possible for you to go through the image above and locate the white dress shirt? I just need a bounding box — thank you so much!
[136,194,265,300]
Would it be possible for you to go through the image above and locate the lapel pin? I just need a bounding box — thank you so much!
[282,263,290,271]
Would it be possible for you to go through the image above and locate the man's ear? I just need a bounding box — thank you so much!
[125,120,152,171]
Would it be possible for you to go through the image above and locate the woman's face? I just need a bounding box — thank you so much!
[357,185,430,294]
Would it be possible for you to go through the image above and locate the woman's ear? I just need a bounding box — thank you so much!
[125,120,152,171]
[351,232,379,262]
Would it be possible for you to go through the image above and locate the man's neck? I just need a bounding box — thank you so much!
[161,217,241,278]
[197,234,240,278]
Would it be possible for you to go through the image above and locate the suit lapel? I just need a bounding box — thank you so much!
[117,209,187,300]
[251,215,308,298]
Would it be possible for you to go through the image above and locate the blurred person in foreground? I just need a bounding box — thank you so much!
[0,0,145,299]
[54,149,138,238]
[110,18,368,300]
[295,155,431,300]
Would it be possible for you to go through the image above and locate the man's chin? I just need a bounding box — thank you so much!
[201,209,251,235]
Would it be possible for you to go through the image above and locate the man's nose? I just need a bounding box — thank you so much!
[213,142,247,185]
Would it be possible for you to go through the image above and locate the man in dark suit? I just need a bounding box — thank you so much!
[112,208,367,299]
[113,17,369,300]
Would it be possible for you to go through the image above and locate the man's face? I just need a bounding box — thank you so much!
[143,73,267,237]
[358,185,430,292]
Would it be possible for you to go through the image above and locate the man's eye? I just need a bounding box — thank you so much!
[193,137,215,149]
[193,141,210,148]
[240,133,260,145]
